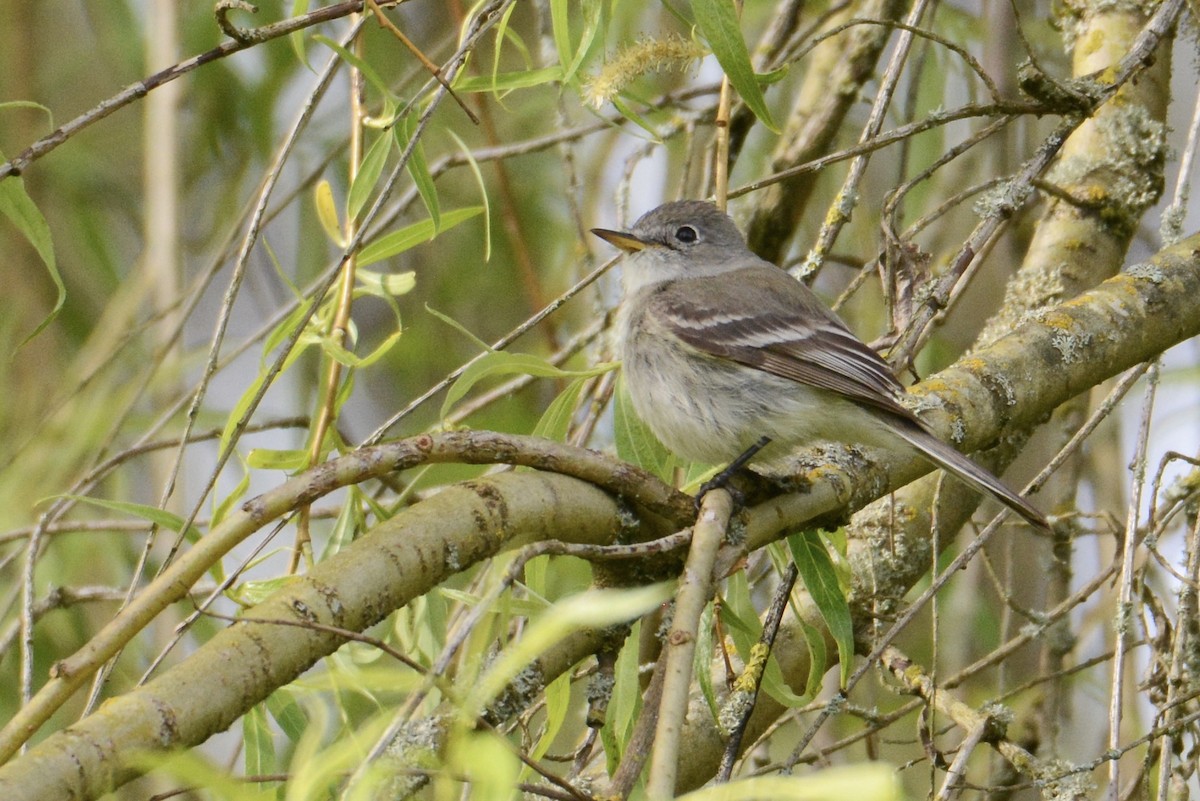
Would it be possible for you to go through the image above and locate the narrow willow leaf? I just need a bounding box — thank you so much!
[398,116,438,229]
[440,350,616,420]
[243,705,276,780]
[245,448,310,471]
[313,34,393,100]
[219,327,311,457]
[692,0,780,133]
[490,2,521,87]
[531,377,588,441]
[266,689,307,743]
[288,0,310,67]
[610,96,663,141]
[531,672,572,761]
[210,467,249,530]
[424,304,492,352]
[696,601,720,721]
[56,495,200,542]
[347,131,393,222]
[718,570,762,657]
[263,297,315,361]
[550,0,571,80]
[453,67,564,93]
[562,0,603,85]
[798,619,829,699]
[446,130,491,260]
[605,620,642,772]
[357,206,482,266]
[310,328,403,369]
[0,165,62,347]
[126,751,264,801]
[788,530,854,688]
[228,576,301,607]
[314,179,344,246]
[467,584,672,714]
[356,269,416,297]
[0,100,54,127]
[760,644,811,708]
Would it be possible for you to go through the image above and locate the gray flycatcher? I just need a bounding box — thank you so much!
[592,199,1047,529]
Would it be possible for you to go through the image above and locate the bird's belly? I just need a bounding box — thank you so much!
[622,338,842,466]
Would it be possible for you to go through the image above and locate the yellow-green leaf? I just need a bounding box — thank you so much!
[357,206,482,266]
[314,179,344,246]
[246,448,310,471]
[356,269,416,297]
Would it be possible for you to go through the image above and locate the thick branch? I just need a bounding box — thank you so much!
[0,472,624,801]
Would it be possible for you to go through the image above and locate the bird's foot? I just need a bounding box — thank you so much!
[694,436,772,514]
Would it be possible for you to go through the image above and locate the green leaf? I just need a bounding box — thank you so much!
[357,206,482,266]
[550,0,571,80]
[562,0,603,85]
[288,0,311,67]
[605,620,641,772]
[313,34,394,100]
[452,67,563,93]
[0,100,54,129]
[531,377,588,442]
[531,672,572,761]
[398,116,439,229]
[441,351,616,420]
[798,619,829,699]
[56,495,200,542]
[610,96,664,141]
[220,325,312,457]
[228,576,301,607]
[302,326,403,369]
[0,168,63,348]
[613,376,677,481]
[347,131,394,222]
[446,130,492,260]
[719,570,761,657]
[467,584,672,715]
[696,601,720,721]
[490,2,526,91]
[266,688,307,743]
[424,304,492,351]
[691,0,780,133]
[246,448,310,471]
[210,467,250,530]
[788,530,854,688]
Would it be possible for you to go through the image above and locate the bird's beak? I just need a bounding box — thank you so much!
[590,227,649,253]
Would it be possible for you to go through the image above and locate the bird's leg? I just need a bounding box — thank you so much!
[694,435,772,512]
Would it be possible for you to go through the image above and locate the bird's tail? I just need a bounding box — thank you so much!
[889,420,1048,530]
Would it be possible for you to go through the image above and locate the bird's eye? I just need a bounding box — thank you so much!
[674,225,698,243]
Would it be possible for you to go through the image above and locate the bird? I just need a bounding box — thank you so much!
[591,199,1047,529]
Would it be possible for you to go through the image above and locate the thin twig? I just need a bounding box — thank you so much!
[716,562,799,782]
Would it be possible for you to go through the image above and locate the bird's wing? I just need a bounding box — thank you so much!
[651,265,919,422]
